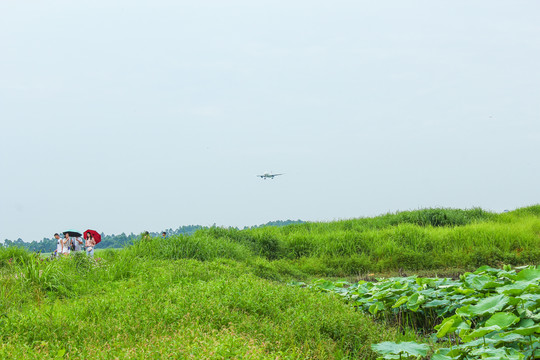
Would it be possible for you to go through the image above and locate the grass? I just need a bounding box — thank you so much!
[0,255,411,359]
[1,205,539,358]
[190,205,540,276]
[24,205,540,278]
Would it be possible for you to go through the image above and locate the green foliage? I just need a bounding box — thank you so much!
[2,205,540,358]
[0,246,32,267]
[301,265,540,360]
[507,204,540,218]
[182,205,540,275]
[4,206,540,277]
[0,253,408,358]
[2,222,303,253]
[126,234,251,262]
[371,341,429,359]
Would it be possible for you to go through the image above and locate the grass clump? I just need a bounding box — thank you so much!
[126,233,251,262]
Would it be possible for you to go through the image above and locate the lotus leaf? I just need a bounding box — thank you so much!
[316,281,336,291]
[369,302,385,316]
[494,332,525,343]
[465,274,503,291]
[474,265,499,274]
[461,325,501,342]
[507,296,521,307]
[515,268,540,282]
[485,312,520,329]
[406,293,425,312]
[423,299,450,308]
[518,293,540,303]
[456,294,509,317]
[460,337,497,347]
[521,309,540,321]
[455,287,476,295]
[431,354,454,360]
[371,341,429,358]
[434,347,465,359]
[459,297,478,305]
[392,295,408,308]
[508,324,540,336]
[435,318,455,338]
[435,315,470,338]
[496,281,532,296]
[470,345,525,359]
[460,332,525,347]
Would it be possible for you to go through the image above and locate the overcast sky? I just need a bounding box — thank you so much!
[1,0,539,242]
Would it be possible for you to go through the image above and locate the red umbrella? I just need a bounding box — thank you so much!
[84,230,102,244]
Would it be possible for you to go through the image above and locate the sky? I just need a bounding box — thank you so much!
[1,0,539,242]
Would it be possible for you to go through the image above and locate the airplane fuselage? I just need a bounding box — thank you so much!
[257,172,282,179]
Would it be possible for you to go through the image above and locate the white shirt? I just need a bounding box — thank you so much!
[56,237,62,254]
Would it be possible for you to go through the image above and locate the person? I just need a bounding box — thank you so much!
[72,236,84,253]
[61,233,71,256]
[54,233,62,258]
[161,231,167,239]
[142,231,150,241]
[85,232,96,257]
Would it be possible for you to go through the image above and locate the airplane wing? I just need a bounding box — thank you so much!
[256,173,284,178]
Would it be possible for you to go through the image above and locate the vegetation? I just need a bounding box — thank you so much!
[1,205,539,358]
[0,251,410,359]
[1,221,303,253]
[184,206,540,277]
[301,265,540,359]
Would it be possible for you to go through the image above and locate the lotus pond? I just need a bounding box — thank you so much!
[295,265,540,359]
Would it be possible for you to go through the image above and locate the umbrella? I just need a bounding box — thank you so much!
[84,229,102,244]
[63,230,82,237]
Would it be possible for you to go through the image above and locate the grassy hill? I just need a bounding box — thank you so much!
[130,205,540,278]
[1,205,539,358]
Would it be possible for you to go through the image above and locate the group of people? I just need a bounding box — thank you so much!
[53,232,97,257]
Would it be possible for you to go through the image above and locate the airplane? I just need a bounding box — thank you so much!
[257,172,284,180]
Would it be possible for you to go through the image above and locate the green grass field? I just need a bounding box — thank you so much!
[1,206,539,358]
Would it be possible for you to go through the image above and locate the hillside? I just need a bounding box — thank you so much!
[1,206,539,358]
[135,205,540,277]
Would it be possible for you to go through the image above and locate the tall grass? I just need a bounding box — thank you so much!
[3,206,539,278]
[0,246,32,267]
[178,205,540,275]
[125,233,251,261]
[0,256,411,359]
